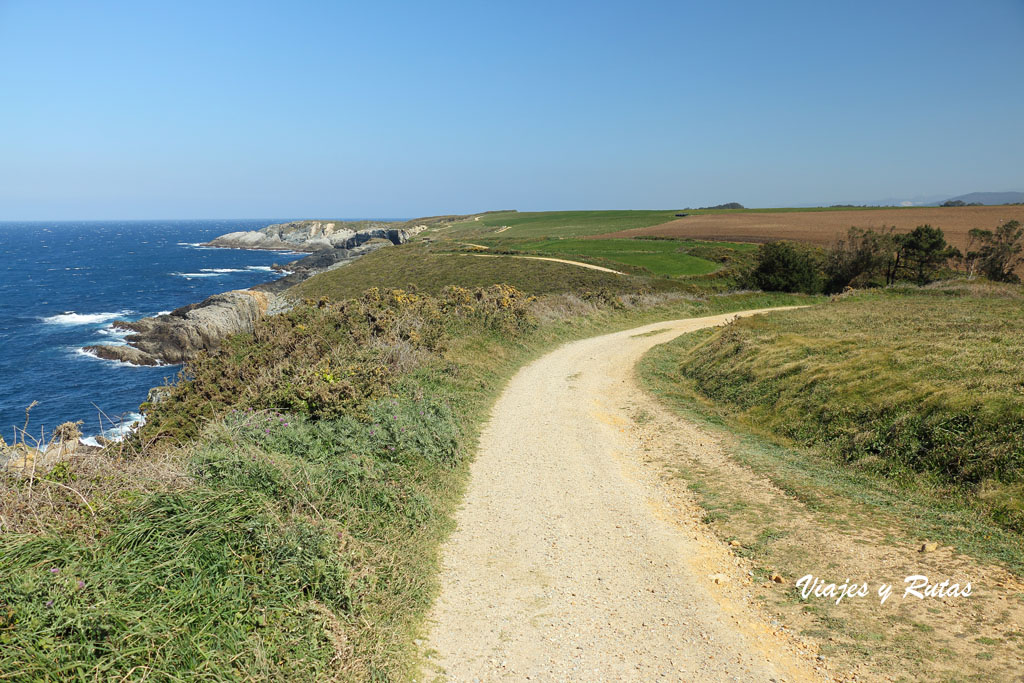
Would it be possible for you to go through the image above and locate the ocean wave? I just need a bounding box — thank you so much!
[201,268,247,273]
[80,412,145,445]
[171,272,221,279]
[42,310,133,326]
[74,347,174,368]
[75,347,136,367]
[246,265,275,272]
[93,333,129,346]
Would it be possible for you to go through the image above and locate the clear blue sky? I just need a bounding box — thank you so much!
[1,0,1022,219]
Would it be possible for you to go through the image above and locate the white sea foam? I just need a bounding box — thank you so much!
[75,347,135,367]
[201,268,247,273]
[171,272,220,279]
[246,265,275,272]
[42,310,132,326]
[80,412,145,445]
[74,347,174,368]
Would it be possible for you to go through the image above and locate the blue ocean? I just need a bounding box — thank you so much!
[0,220,306,443]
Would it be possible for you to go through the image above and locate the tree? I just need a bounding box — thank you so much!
[894,225,959,285]
[964,220,1024,283]
[750,241,823,293]
[824,226,891,292]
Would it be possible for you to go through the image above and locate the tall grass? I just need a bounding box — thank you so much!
[655,282,1024,531]
[0,284,816,680]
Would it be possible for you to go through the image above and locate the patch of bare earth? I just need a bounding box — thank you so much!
[633,387,1024,679]
[423,311,830,682]
[590,206,1024,256]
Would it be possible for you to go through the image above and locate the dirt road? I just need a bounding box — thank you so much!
[453,252,625,274]
[424,310,826,681]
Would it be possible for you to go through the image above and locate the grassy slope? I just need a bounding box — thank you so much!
[423,209,854,283]
[0,278,817,680]
[436,207,924,242]
[640,283,1024,534]
[286,242,718,301]
[638,306,1024,681]
[513,238,721,276]
[442,210,681,241]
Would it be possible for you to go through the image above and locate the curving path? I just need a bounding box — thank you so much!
[457,252,626,275]
[424,309,823,681]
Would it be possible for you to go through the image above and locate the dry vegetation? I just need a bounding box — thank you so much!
[593,205,1024,255]
[638,283,1024,680]
[0,282,815,681]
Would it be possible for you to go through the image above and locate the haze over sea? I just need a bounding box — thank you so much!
[0,219,308,443]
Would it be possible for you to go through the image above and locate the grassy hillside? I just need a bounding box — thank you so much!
[0,282,815,680]
[437,207,926,241]
[286,242,734,301]
[513,238,723,276]
[642,282,1024,532]
[437,210,681,241]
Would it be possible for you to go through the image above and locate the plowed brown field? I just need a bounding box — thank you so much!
[590,206,1024,253]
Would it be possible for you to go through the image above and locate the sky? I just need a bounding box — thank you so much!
[0,0,1022,219]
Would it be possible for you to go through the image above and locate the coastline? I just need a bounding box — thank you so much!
[0,213,479,459]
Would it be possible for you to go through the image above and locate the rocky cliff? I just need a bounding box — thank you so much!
[202,220,424,252]
[84,290,273,366]
[82,216,460,367]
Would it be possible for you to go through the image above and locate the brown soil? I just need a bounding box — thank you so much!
[590,206,1024,254]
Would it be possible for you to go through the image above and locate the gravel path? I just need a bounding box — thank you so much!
[462,253,625,274]
[424,310,824,682]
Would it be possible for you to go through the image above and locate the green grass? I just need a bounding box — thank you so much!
[433,208,927,243]
[642,282,1024,533]
[0,285,818,681]
[438,210,680,241]
[641,346,1024,572]
[286,242,720,301]
[637,290,1024,681]
[514,238,721,276]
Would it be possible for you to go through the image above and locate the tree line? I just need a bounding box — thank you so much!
[748,220,1024,294]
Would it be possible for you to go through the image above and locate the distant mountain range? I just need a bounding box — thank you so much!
[825,191,1024,208]
[940,191,1024,205]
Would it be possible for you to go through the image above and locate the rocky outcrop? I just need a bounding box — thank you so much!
[80,218,448,367]
[84,290,273,366]
[1,424,104,475]
[202,220,425,252]
[252,238,395,294]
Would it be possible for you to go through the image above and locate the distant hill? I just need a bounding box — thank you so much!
[941,191,1024,205]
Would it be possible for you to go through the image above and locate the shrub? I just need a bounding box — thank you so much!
[749,241,823,294]
[895,225,960,285]
[824,227,891,293]
[140,285,535,442]
[964,220,1024,283]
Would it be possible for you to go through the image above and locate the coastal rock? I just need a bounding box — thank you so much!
[1,429,103,475]
[85,344,163,366]
[85,289,274,366]
[202,220,424,252]
[253,238,394,294]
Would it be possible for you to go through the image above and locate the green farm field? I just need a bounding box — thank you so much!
[515,238,725,276]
